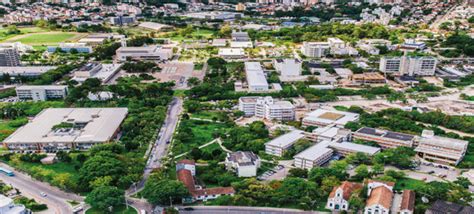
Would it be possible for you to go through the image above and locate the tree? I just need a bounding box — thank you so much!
[354,164,370,180]
[142,176,189,205]
[219,25,232,37]
[85,185,124,211]
[288,168,308,178]
[454,177,472,189]
[78,151,125,191]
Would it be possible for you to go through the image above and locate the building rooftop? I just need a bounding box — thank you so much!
[227,151,259,166]
[294,140,332,161]
[303,109,359,126]
[366,186,393,209]
[265,130,304,149]
[329,181,363,201]
[356,127,415,142]
[16,85,68,90]
[4,108,128,144]
[417,134,468,151]
[138,22,173,31]
[245,62,268,87]
[0,66,57,76]
[329,141,381,156]
[218,48,245,56]
[400,190,415,212]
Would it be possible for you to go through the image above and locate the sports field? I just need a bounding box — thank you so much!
[4,32,87,45]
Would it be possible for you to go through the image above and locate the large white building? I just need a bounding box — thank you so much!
[116,46,173,61]
[0,66,57,77]
[3,108,128,152]
[273,59,302,78]
[245,62,269,92]
[379,56,438,76]
[301,42,330,58]
[265,130,305,157]
[294,140,333,169]
[72,63,122,83]
[225,151,261,177]
[16,85,68,101]
[0,194,28,214]
[415,130,468,166]
[238,96,295,121]
[302,109,360,128]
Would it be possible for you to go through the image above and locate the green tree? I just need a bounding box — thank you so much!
[354,164,370,180]
[85,185,125,211]
[142,175,189,205]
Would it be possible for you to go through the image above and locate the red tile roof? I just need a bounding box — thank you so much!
[177,159,195,165]
[177,169,195,191]
[366,186,393,209]
[400,190,415,211]
[193,187,235,197]
[176,169,235,198]
[328,181,363,201]
[367,179,395,187]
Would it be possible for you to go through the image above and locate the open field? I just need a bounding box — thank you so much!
[5,32,86,45]
[0,27,49,41]
[394,178,426,191]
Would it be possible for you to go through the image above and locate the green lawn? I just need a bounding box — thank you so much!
[86,205,137,214]
[13,33,78,45]
[190,111,222,120]
[0,118,27,141]
[0,27,48,41]
[172,120,230,155]
[394,178,426,191]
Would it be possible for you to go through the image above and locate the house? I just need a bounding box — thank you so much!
[176,159,196,176]
[326,181,363,211]
[425,200,474,214]
[364,180,395,214]
[225,151,261,177]
[399,190,415,214]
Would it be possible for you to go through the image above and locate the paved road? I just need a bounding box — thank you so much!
[178,206,325,214]
[126,97,183,212]
[0,163,83,214]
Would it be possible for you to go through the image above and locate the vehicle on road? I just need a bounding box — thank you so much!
[140,209,146,214]
[40,192,47,197]
[183,207,194,211]
[0,167,14,176]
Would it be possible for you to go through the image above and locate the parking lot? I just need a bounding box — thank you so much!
[258,165,288,181]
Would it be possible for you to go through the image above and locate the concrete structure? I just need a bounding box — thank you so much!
[231,31,250,42]
[399,190,415,214]
[379,56,438,76]
[3,108,128,152]
[218,48,245,59]
[302,109,359,128]
[176,159,196,176]
[301,42,330,58]
[47,43,93,53]
[265,130,305,157]
[273,59,302,78]
[0,66,56,77]
[109,16,136,26]
[138,22,174,31]
[0,194,28,214]
[353,127,416,149]
[116,46,172,61]
[328,141,381,156]
[230,41,253,48]
[238,96,295,121]
[245,62,269,92]
[78,33,116,45]
[183,12,244,20]
[415,130,468,166]
[350,73,386,84]
[293,141,333,169]
[72,63,122,83]
[306,126,351,142]
[225,151,261,177]
[326,181,363,211]
[16,85,68,101]
[0,48,20,66]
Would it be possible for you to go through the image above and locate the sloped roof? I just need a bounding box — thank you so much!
[366,186,393,209]
[328,181,363,201]
[400,190,415,211]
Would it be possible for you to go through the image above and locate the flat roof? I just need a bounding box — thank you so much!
[16,85,68,90]
[418,135,468,151]
[265,130,305,148]
[139,22,173,30]
[218,48,245,55]
[4,108,128,144]
[294,140,332,161]
[356,127,415,141]
[329,141,380,155]
[0,66,57,75]
[303,109,359,126]
[245,62,269,87]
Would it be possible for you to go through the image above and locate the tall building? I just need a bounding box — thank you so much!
[0,48,20,66]
[379,56,437,76]
[16,85,68,101]
[301,42,330,58]
[238,96,295,121]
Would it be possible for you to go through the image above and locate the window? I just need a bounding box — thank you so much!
[329,203,333,207]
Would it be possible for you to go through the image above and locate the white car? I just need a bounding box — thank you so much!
[40,192,47,197]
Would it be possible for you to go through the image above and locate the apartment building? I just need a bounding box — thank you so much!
[379,56,438,76]
[245,62,269,92]
[16,85,68,101]
[116,46,173,61]
[302,109,359,128]
[301,42,330,58]
[294,141,333,169]
[415,130,468,166]
[238,96,295,121]
[0,48,20,66]
[265,130,305,157]
[353,127,416,149]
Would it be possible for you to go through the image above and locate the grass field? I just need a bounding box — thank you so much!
[86,205,137,214]
[0,118,27,142]
[394,178,426,191]
[0,27,48,41]
[12,33,79,45]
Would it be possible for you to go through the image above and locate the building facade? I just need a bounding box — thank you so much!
[16,85,68,101]
[0,48,20,66]
[301,42,330,58]
[353,127,415,149]
[415,130,468,166]
[379,56,437,76]
[116,46,173,61]
[326,181,363,211]
[239,96,295,121]
[225,151,261,177]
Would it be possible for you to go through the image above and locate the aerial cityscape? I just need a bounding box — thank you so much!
[0,0,472,214]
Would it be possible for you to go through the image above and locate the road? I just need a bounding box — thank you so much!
[178,206,324,214]
[126,97,183,212]
[0,163,83,214]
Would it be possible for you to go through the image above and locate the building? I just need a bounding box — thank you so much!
[225,151,261,177]
[0,66,57,77]
[350,73,386,84]
[367,180,394,195]
[72,63,122,83]
[379,56,438,76]
[218,48,245,59]
[273,59,302,78]
[183,12,244,20]
[353,127,416,149]
[399,190,415,214]
[231,31,250,42]
[301,42,330,58]
[47,43,93,53]
[3,108,128,152]
[302,109,359,128]
[415,130,468,166]
[425,200,474,214]
[364,184,393,214]
[116,46,173,61]
[326,181,363,211]
[109,16,136,26]
[265,130,305,157]
[78,34,115,45]
[306,126,351,142]
[0,48,20,66]
[176,159,196,176]
[245,62,269,92]
[238,96,295,121]
[177,166,235,202]
[328,141,381,156]
[138,22,174,31]
[294,141,333,169]
[0,194,28,214]
[16,85,68,101]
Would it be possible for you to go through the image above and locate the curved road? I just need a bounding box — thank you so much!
[0,163,84,214]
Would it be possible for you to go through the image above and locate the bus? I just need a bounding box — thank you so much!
[0,167,14,176]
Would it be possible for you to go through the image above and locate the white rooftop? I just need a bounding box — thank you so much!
[245,62,269,87]
[0,66,57,76]
[16,85,67,90]
[303,109,359,126]
[294,140,332,161]
[4,108,128,144]
[329,141,381,155]
[139,22,173,31]
[218,48,245,56]
[265,130,305,149]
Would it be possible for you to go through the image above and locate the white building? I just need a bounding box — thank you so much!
[273,59,302,78]
[245,62,269,92]
[301,42,330,58]
[72,63,122,83]
[238,96,295,121]
[230,41,253,48]
[47,43,93,53]
[415,130,468,166]
[176,159,196,176]
[326,181,363,211]
[0,66,57,77]
[302,109,360,128]
[218,48,245,59]
[364,180,394,214]
[116,46,173,61]
[294,140,333,169]
[265,130,305,157]
[0,194,28,214]
[16,85,68,101]
[225,151,261,177]
[379,56,438,76]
